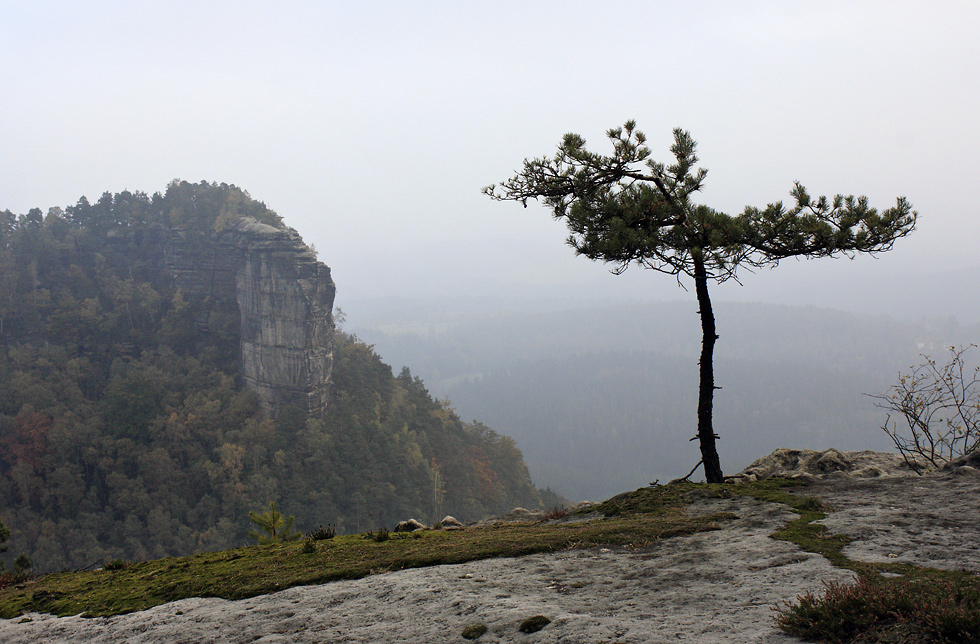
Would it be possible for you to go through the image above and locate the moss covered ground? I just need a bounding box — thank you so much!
[3,477,977,644]
[0,480,740,618]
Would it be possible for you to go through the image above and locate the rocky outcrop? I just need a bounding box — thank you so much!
[732,448,920,482]
[233,218,335,416]
[164,217,336,416]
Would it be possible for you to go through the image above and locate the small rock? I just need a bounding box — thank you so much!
[852,466,885,478]
[440,515,462,527]
[953,465,980,478]
[943,451,980,471]
[393,519,427,532]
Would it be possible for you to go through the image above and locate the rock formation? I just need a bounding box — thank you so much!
[165,217,336,416]
[232,218,335,416]
[731,447,919,482]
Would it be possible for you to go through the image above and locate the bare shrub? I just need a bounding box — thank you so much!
[869,345,980,473]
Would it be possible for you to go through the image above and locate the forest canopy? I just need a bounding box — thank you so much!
[0,181,543,572]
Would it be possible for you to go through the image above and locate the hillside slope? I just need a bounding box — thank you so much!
[0,181,542,572]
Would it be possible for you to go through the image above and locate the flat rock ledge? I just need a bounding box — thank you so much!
[0,494,851,644]
[4,448,980,643]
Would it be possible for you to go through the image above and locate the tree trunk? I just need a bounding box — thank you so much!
[693,256,724,483]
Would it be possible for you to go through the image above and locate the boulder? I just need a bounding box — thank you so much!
[394,519,427,532]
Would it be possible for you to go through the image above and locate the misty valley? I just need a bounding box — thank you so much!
[354,299,978,501]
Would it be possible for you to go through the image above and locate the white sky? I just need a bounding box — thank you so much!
[2,0,978,313]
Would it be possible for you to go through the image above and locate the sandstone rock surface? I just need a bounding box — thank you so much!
[6,449,979,643]
[231,218,335,416]
[157,217,336,415]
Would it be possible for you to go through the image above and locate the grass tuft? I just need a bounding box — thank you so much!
[102,559,131,571]
[543,506,568,520]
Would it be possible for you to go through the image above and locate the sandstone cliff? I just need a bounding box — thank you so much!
[165,217,336,416]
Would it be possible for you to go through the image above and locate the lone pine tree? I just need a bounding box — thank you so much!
[485,122,916,483]
[248,502,302,545]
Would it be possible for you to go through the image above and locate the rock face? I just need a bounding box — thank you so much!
[233,219,335,416]
[166,217,336,416]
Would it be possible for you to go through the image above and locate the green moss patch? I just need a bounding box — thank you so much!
[518,615,551,633]
[0,493,732,618]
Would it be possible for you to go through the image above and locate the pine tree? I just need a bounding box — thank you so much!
[248,502,302,544]
[485,122,916,482]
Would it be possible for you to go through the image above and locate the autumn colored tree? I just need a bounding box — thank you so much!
[485,122,917,482]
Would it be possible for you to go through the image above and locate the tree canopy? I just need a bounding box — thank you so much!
[485,122,916,482]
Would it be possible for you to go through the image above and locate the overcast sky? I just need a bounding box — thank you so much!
[3,1,977,317]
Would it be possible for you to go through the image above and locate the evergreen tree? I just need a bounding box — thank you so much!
[248,502,302,544]
[485,122,916,482]
[0,181,543,571]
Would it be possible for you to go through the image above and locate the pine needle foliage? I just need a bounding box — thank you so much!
[248,502,302,545]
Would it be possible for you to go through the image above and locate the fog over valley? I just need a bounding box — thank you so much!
[351,294,979,500]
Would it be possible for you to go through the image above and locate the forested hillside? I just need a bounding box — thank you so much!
[0,181,542,572]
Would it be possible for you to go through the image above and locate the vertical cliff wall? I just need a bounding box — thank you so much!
[166,217,336,416]
[233,218,335,416]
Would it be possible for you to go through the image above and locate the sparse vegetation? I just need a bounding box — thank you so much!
[542,505,568,520]
[777,576,980,644]
[0,570,31,592]
[869,344,980,472]
[102,559,130,571]
[366,527,390,543]
[307,524,336,541]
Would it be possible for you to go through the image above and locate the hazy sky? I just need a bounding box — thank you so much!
[3,1,977,315]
